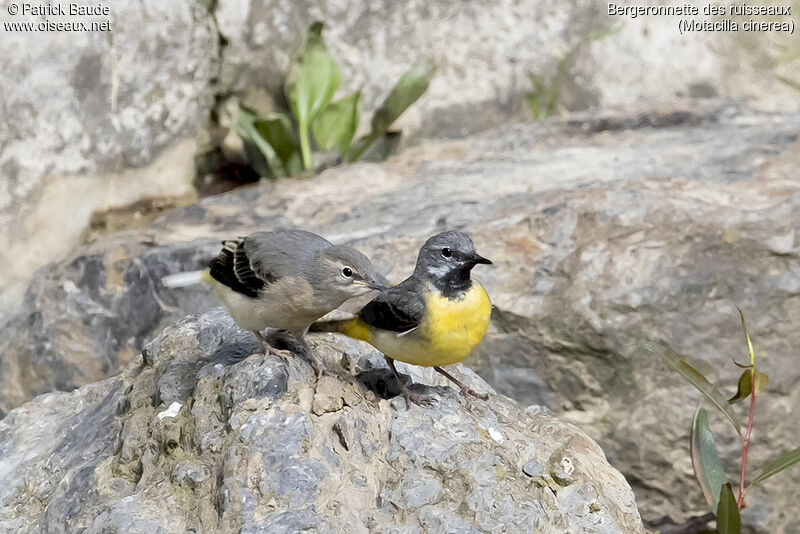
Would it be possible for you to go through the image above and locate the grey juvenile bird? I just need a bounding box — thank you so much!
[162,229,384,370]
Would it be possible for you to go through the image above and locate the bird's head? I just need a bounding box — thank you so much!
[414,231,492,294]
[317,244,385,301]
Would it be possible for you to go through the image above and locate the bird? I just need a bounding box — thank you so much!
[310,230,493,407]
[162,229,384,372]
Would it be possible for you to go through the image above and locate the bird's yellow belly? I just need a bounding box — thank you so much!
[373,283,492,367]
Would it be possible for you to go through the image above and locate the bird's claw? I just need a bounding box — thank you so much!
[460,387,489,401]
[265,345,294,359]
[401,389,437,409]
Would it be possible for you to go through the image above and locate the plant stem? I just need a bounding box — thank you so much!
[298,122,312,170]
[737,368,758,509]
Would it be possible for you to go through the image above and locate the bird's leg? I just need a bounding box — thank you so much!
[434,366,489,400]
[294,333,322,377]
[385,356,434,409]
[252,330,293,359]
[252,329,267,347]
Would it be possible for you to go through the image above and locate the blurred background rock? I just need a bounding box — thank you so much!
[2,0,799,289]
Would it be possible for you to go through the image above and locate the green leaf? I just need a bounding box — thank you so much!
[285,21,342,169]
[311,91,361,153]
[716,483,741,534]
[691,408,727,511]
[662,349,742,435]
[728,368,769,404]
[750,446,800,486]
[370,60,435,135]
[285,22,341,122]
[240,139,271,178]
[236,105,283,178]
[345,60,434,162]
[253,114,302,177]
[345,133,376,162]
[737,307,756,366]
[526,72,560,120]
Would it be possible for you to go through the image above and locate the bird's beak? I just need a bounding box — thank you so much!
[357,279,386,291]
[470,253,493,265]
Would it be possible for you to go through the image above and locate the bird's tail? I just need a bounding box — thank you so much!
[161,269,211,288]
[309,318,371,342]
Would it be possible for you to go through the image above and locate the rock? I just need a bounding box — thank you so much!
[216,0,800,141]
[6,0,800,287]
[174,460,209,489]
[0,0,219,286]
[0,237,219,413]
[0,309,645,533]
[2,100,800,531]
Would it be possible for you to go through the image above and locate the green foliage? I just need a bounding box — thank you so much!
[285,21,341,169]
[311,91,360,153]
[716,483,741,534]
[525,26,620,121]
[750,446,800,486]
[525,73,560,121]
[728,368,768,404]
[234,22,435,178]
[370,61,435,137]
[691,408,726,511]
[347,60,435,162]
[253,114,303,177]
[662,349,741,434]
[236,106,283,178]
[658,309,800,530]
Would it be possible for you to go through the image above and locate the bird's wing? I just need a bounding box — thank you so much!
[208,230,331,298]
[358,280,425,333]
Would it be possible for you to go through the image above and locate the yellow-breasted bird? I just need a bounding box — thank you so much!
[162,229,384,372]
[311,230,493,406]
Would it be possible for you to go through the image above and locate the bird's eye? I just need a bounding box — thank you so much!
[441,247,452,258]
[341,267,353,278]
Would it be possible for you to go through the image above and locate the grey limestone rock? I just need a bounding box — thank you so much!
[2,101,800,531]
[0,309,645,533]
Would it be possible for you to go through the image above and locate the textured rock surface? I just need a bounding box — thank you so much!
[0,309,645,533]
[4,0,800,285]
[0,0,218,284]
[2,101,800,531]
[217,0,800,138]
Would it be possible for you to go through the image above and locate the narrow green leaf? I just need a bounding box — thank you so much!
[344,132,377,162]
[285,21,342,169]
[691,408,727,511]
[728,368,769,404]
[370,60,435,136]
[241,139,271,178]
[311,91,361,153]
[526,72,559,120]
[716,483,741,534]
[750,446,800,485]
[236,105,283,177]
[253,114,301,177]
[662,349,742,435]
[737,307,756,366]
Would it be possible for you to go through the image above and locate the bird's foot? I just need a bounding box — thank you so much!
[265,344,294,360]
[459,387,489,401]
[401,388,437,410]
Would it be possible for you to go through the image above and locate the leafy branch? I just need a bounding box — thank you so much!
[645,308,800,533]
